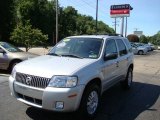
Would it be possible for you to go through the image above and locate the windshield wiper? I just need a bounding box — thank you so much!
[61,54,83,59]
[47,53,61,57]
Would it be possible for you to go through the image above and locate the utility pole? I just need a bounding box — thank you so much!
[125,17,127,37]
[96,0,98,34]
[125,6,133,37]
[112,18,119,33]
[56,0,58,44]
[120,17,124,36]
[114,18,117,33]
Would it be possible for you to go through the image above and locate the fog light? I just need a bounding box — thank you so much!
[55,101,64,109]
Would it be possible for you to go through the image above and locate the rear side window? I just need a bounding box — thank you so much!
[124,38,132,53]
[116,39,127,56]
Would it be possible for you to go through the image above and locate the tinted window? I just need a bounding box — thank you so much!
[105,39,117,55]
[116,39,127,56]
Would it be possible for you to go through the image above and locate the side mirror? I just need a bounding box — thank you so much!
[0,49,6,54]
[104,53,118,61]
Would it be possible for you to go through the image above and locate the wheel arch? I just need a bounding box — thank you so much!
[128,63,134,70]
[8,59,22,70]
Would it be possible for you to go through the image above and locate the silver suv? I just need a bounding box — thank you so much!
[9,35,134,118]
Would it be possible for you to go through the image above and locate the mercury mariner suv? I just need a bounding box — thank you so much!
[9,35,134,118]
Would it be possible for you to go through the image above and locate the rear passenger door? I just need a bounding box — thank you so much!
[115,39,128,79]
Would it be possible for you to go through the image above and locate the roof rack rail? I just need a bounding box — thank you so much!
[96,33,123,37]
[78,33,124,37]
[108,33,123,37]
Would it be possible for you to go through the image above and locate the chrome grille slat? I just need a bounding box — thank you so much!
[15,72,51,89]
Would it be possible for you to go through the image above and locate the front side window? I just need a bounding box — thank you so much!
[49,38,103,59]
[116,39,127,56]
[105,39,118,55]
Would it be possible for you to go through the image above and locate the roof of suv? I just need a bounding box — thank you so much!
[67,34,124,39]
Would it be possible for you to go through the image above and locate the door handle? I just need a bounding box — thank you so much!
[116,61,119,67]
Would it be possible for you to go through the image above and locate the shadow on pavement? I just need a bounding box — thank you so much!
[26,82,160,120]
[26,107,86,120]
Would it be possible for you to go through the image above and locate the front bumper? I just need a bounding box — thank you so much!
[9,76,85,112]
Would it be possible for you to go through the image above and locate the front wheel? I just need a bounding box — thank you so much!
[79,84,100,118]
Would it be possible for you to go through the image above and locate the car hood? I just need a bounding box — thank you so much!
[10,52,38,60]
[15,55,97,78]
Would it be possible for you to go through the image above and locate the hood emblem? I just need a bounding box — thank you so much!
[26,76,32,85]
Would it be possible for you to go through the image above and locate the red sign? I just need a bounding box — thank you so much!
[110,4,131,18]
[110,9,130,15]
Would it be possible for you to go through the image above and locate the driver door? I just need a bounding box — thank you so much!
[102,39,119,90]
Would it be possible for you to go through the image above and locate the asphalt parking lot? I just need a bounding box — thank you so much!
[0,51,160,120]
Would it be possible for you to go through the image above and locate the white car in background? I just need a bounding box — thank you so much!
[130,42,148,55]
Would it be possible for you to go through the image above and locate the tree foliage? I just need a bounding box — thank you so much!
[58,6,114,40]
[13,1,114,44]
[14,0,55,44]
[10,21,48,51]
[0,0,14,41]
[127,34,139,42]
[149,32,160,45]
[139,35,148,43]
[4,0,114,46]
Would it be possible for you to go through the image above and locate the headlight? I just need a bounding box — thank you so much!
[11,68,16,78]
[48,76,78,88]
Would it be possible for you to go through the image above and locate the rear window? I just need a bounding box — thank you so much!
[116,39,128,56]
[123,38,132,53]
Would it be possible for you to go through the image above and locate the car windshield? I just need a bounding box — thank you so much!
[0,42,22,52]
[49,38,103,59]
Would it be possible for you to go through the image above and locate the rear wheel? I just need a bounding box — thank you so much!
[121,67,133,90]
[138,50,143,55]
[79,84,100,118]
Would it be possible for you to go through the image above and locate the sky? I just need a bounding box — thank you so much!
[58,0,160,36]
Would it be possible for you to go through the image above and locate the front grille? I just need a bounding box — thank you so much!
[17,93,42,106]
[16,72,51,89]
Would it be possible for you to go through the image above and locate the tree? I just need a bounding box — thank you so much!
[10,21,48,51]
[13,1,115,44]
[149,31,160,45]
[14,0,56,44]
[0,0,14,41]
[127,34,139,42]
[59,6,78,39]
[140,35,148,43]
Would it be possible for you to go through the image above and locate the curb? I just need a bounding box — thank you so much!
[0,74,10,77]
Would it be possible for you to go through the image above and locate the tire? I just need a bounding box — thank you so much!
[138,50,143,55]
[121,67,133,90]
[8,60,21,72]
[78,84,100,119]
